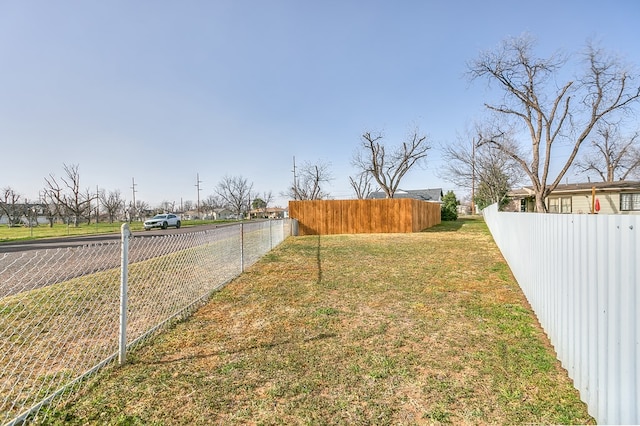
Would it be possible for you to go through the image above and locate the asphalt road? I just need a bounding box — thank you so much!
[0,222,246,298]
[0,223,229,253]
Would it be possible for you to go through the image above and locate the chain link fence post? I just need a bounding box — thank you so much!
[269,219,273,250]
[119,223,131,365]
[240,222,244,272]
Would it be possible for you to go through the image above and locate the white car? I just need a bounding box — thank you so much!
[144,213,181,230]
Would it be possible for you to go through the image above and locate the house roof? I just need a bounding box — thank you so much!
[368,188,443,201]
[249,207,286,213]
[510,180,640,197]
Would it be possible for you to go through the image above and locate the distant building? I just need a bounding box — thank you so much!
[212,208,239,220]
[249,207,287,219]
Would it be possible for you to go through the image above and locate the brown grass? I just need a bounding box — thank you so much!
[41,217,594,425]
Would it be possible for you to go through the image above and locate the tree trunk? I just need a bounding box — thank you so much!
[535,194,547,213]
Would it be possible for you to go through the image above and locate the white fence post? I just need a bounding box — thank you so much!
[119,223,131,365]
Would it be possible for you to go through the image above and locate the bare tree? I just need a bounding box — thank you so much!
[349,171,377,199]
[285,160,333,200]
[201,194,222,218]
[574,123,640,181]
[43,164,95,226]
[262,190,273,208]
[99,189,125,223]
[82,187,95,224]
[178,200,191,212]
[0,187,25,227]
[440,128,524,210]
[41,187,62,227]
[158,200,176,213]
[474,161,515,210]
[353,129,431,198]
[216,175,254,218]
[128,199,149,222]
[469,35,640,212]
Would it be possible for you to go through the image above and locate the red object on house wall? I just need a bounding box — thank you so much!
[595,198,601,212]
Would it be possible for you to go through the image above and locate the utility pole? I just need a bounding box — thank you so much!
[195,173,202,217]
[292,156,299,200]
[471,138,476,215]
[130,178,137,222]
[96,185,99,224]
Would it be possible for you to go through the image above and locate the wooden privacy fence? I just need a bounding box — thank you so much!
[288,198,441,235]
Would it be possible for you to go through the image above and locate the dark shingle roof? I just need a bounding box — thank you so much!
[368,188,443,202]
[510,180,640,197]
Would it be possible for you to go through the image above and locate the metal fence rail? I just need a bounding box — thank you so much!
[0,219,292,425]
[482,204,639,425]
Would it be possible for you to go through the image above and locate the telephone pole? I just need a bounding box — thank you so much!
[130,178,137,222]
[292,156,299,200]
[471,138,476,215]
[195,173,202,217]
[95,185,99,224]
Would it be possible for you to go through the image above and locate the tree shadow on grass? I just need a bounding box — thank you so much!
[315,234,322,284]
[422,220,463,233]
[421,217,482,233]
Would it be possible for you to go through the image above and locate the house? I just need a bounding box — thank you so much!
[368,188,443,203]
[506,181,640,214]
[249,207,287,219]
[0,202,50,226]
[212,208,238,220]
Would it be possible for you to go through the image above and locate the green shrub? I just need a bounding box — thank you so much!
[441,190,459,221]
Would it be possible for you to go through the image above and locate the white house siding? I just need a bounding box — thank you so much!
[571,193,620,214]
[545,192,640,215]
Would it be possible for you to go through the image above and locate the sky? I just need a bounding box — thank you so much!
[1,0,639,209]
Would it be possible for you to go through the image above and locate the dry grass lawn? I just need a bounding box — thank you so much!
[41,217,594,425]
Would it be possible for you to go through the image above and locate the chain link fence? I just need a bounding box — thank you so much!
[0,219,293,425]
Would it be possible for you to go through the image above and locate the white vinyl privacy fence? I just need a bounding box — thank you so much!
[483,204,638,425]
[0,219,293,426]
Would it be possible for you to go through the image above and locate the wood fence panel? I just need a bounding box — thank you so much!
[316,201,327,235]
[289,199,441,235]
[398,199,410,233]
[371,200,384,233]
[326,200,342,235]
[343,199,358,234]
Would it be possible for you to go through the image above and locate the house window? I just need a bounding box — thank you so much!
[620,193,640,211]
[548,197,571,213]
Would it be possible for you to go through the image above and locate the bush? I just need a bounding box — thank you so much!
[441,190,458,221]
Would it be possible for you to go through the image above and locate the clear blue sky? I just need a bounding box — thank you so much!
[1,0,639,208]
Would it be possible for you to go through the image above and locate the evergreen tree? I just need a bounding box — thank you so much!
[441,190,458,221]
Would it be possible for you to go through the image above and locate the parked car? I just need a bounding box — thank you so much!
[144,213,181,230]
